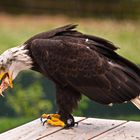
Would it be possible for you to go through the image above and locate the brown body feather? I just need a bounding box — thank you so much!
[24,25,140,118]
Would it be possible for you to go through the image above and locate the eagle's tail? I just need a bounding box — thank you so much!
[131,96,140,110]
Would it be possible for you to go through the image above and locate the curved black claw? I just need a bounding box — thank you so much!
[64,121,79,129]
[40,114,51,123]
[40,115,51,126]
[43,120,48,126]
[74,122,79,127]
[40,117,43,122]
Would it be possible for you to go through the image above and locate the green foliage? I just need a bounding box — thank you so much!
[74,96,89,116]
[6,82,52,117]
[0,117,33,133]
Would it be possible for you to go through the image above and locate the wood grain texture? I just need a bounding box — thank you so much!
[0,117,85,140]
[0,117,140,140]
[92,121,140,140]
[41,118,125,140]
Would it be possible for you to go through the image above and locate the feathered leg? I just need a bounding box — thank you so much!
[41,85,81,128]
[56,85,81,128]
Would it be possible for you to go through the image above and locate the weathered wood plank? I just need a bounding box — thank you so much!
[40,118,126,140]
[0,117,85,140]
[92,121,140,140]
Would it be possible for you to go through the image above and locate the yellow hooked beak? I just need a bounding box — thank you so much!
[0,71,13,96]
[0,72,13,88]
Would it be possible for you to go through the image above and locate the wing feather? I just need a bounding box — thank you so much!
[27,25,140,106]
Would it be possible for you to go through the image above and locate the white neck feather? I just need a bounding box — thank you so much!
[0,45,33,80]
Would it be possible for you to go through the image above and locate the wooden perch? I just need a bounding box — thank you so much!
[0,117,140,140]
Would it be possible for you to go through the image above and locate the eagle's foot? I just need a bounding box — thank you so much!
[40,113,78,128]
[40,113,65,127]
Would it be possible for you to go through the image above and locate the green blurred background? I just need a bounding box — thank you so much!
[0,0,140,133]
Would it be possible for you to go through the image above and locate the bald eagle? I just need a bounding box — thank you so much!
[0,25,140,128]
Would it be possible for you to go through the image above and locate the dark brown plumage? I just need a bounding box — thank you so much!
[23,24,140,127]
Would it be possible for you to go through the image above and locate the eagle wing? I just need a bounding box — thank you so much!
[29,35,140,105]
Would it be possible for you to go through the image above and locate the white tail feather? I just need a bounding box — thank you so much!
[131,97,140,110]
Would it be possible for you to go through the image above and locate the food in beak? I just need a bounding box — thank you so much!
[0,72,13,97]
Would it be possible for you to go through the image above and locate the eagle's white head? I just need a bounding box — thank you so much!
[0,45,33,96]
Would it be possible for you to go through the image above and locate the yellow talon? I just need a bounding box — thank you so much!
[51,117,60,121]
[41,113,60,119]
[50,114,60,118]
[41,113,65,127]
[47,119,65,127]
[41,113,48,118]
